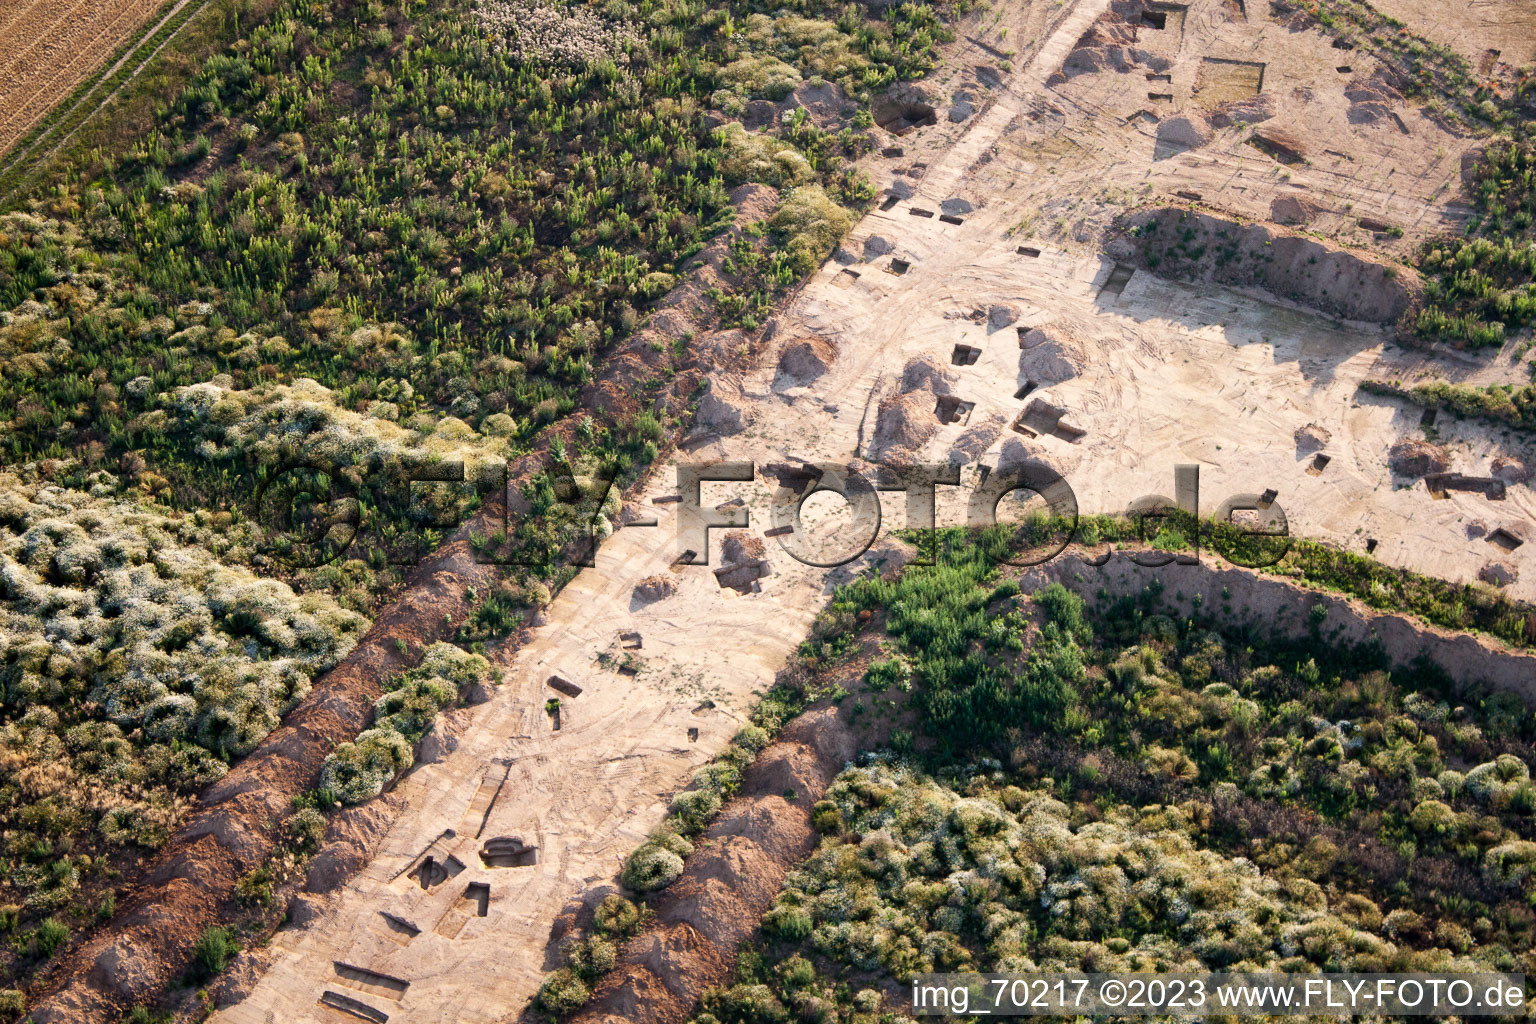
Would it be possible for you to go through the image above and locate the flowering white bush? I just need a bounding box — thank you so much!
[160,375,511,489]
[0,471,368,758]
[475,0,638,70]
[319,641,490,804]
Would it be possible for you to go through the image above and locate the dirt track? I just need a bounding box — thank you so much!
[0,0,167,156]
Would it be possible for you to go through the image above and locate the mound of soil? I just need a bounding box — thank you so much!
[862,235,895,260]
[691,378,753,437]
[1294,422,1331,454]
[1018,327,1085,383]
[871,357,957,463]
[1479,562,1519,587]
[988,303,1021,329]
[716,531,769,593]
[1155,113,1213,158]
[1271,194,1322,226]
[948,413,1007,467]
[1388,439,1451,478]
[633,575,677,604]
[1114,207,1417,323]
[1492,455,1531,484]
[777,336,838,382]
[1345,72,1404,125]
[1209,93,1276,128]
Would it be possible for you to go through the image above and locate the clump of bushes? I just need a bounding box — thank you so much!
[319,642,491,804]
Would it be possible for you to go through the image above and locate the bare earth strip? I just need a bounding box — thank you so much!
[0,0,166,156]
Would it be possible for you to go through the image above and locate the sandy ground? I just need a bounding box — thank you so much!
[1369,0,1536,69]
[0,0,168,155]
[215,0,1535,1021]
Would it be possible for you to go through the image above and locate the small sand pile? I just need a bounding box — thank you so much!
[633,576,676,603]
[1018,327,1085,383]
[1271,195,1321,226]
[1294,423,1331,454]
[777,336,838,382]
[1345,73,1404,125]
[691,378,752,437]
[715,531,769,593]
[862,235,894,260]
[988,303,1020,329]
[1479,562,1519,588]
[1155,113,1213,157]
[1492,455,1530,484]
[1388,440,1451,477]
[948,413,1006,467]
[1209,93,1276,129]
[871,357,957,464]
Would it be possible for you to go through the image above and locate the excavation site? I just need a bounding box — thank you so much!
[1,0,1535,1021]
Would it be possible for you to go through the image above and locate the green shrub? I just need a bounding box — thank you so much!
[536,967,590,1013]
[621,833,691,892]
[189,925,239,982]
[0,991,23,1021]
[287,807,327,851]
[32,917,67,959]
[592,894,640,936]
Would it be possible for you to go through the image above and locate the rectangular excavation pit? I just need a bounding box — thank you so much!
[1013,399,1085,442]
[1016,246,1041,257]
[951,343,982,366]
[672,549,697,565]
[620,631,642,649]
[934,395,976,425]
[1141,10,1167,29]
[1014,380,1038,400]
[377,913,421,945]
[939,214,965,225]
[1258,488,1279,509]
[874,101,937,135]
[1332,37,1355,50]
[909,208,935,218]
[1193,57,1265,106]
[481,837,538,868]
[1365,538,1379,554]
[1146,72,1172,83]
[878,194,900,211]
[881,146,904,157]
[1419,407,1438,427]
[1488,528,1524,552]
[889,258,911,275]
[1176,189,1202,201]
[334,964,410,1002]
[465,882,491,917]
[1336,65,1352,73]
[1098,263,1135,299]
[1307,453,1331,475]
[1148,92,1174,102]
[408,854,464,891]
[320,991,390,1023]
[1425,473,1506,501]
[832,268,860,288]
[1140,3,1187,32]
[764,524,794,538]
[547,675,582,697]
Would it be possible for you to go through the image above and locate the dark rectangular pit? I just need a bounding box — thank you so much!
[1488,528,1524,552]
[1016,246,1041,257]
[909,208,935,218]
[952,343,982,366]
[889,258,911,274]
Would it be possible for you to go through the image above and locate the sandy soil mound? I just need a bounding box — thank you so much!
[1480,562,1520,587]
[1155,113,1213,158]
[1209,93,1276,129]
[691,378,753,437]
[948,413,1007,467]
[1493,455,1531,484]
[1345,72,1406,125]
[776,336,838,382]
[1270,194,1322,225]
[632,575,676,603]
[862,235,894,260]
[988,303,1021,329]
[871,357,956,463]
[1018,326,1085,383]
[1114,208,1417,323]
[1389,439,1452,477]
[715,530,769,593]
[1294,422,1332,454]
[1050,0,1169,83]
